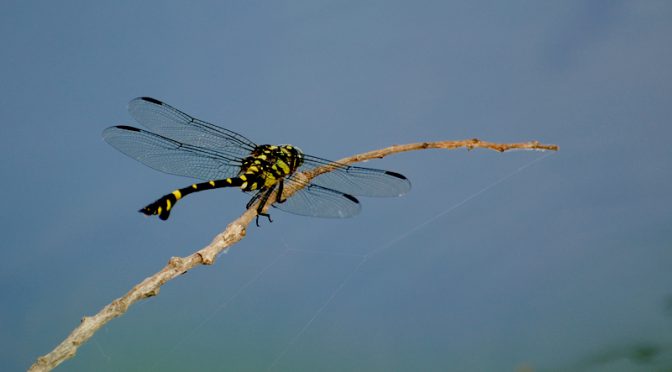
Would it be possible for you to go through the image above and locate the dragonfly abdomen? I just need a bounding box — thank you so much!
[140,145,303,220]
[139,174,264,220]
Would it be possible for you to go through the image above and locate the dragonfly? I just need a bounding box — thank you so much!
[103,97,411,225]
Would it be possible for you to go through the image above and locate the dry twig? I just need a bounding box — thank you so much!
[29,138,557,372]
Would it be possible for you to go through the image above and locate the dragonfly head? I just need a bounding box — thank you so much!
[279,144,304,173]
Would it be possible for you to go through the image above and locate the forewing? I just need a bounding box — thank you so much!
[128,97,257,158]
[300,154,411,197]
[103,126,242,180]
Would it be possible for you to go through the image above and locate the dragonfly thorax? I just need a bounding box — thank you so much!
[240,144,304,188]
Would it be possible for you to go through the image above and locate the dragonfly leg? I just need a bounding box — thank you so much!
[254,186,276,226]
[255,213,272,227]
[275,179,287,204]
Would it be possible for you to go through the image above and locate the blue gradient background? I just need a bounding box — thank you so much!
[2,1,671,371]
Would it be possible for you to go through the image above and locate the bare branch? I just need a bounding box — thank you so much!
[305,139,558,180]
[29,138,557,372]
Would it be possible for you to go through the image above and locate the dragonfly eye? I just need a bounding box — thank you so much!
[294,153,304,169]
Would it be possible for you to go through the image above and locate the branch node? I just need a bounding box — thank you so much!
[168,256,184,268]
[465,138,480,151]
[238,225,247,238]
[199,249,219,265]
[110,299,128,313]
[144,288,160,298]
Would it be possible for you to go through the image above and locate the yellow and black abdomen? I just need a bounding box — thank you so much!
[139,145,303,220]
[140,173,264,220]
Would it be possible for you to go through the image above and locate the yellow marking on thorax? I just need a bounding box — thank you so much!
[276,160,290,174]
[240,182,248,189]
[172,190,182,200]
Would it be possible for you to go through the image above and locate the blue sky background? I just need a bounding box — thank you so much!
[1,1,671,371]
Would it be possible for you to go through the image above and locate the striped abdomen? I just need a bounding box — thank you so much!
[140,174,261,220]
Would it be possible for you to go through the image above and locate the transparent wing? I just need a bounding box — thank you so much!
[128,97,257,158]
[103,125,243,180]
[299,154,411,197]
[126,97,410,197]
[270,182,361,218]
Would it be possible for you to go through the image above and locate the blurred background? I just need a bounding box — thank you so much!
[1,1,671,371]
